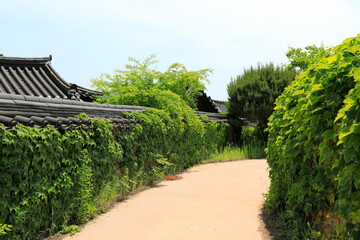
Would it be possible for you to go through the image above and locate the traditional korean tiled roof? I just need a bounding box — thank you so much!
[195,91,221,113]
[0,56,229,130]
[0,93,228,131]
[212,100,227,113]
[0,93,143,130]
[0,56,102,102]
[195,92,230,122]
[195,111,229,122]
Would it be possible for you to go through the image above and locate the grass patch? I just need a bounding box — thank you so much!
[203,139,266,163]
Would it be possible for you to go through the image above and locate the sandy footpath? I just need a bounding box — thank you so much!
[63,159,270,240]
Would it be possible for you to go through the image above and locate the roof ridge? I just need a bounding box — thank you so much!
[0,55,52,64]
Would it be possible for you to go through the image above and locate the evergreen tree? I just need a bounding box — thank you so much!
[227,63,296,140]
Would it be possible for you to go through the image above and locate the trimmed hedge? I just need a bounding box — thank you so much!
[0,109,227,239]
[266,34,360,239]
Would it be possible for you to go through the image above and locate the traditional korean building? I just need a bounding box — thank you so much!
[0,55,101,101]
[0,55,228,130]
[0,56,141,130]
[195,91,229,122]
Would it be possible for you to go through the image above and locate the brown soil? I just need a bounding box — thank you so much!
[164,174,183,181]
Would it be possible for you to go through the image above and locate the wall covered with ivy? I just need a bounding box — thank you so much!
[0,109,227,239]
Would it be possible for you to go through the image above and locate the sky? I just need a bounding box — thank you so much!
[1,0,359,101]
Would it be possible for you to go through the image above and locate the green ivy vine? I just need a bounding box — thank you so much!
[266,34,360,239]
[0,107,227,240]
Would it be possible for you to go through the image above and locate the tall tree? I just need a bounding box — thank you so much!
[227,63,296,140]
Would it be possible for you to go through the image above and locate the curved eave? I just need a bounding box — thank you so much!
[46,64,103,98]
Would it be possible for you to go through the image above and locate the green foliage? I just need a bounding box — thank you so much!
[227,63,296,140]
[0,118,120,239]
[57,225,81,236]
[0,224,12,236]
[91,55,212,109]
[204,125,266,163]
[0,103,227,240]
[116,104,228,177]
[266,34,360,239]
[204,141,265,163]
[286,44,334,71]
[0,55,227,240]
[91,54,227,181]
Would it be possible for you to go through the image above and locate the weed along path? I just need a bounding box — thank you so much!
[63,159,270,240]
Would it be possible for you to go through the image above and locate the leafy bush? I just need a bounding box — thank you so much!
[92,56,228,174]
[91,55,212,109]
[266,34,360,239]
[286,44,333,71]
[227,63,296,140]
[0,55,228,240]
[0,119,119,239]
[0,115,226,240]
[204,124,266,163]
[91,54,228,181]
[0,103,227,240]
[0,224,11,237]
[204,140,265,163]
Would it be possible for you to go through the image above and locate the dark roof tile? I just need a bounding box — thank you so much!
[24,95,43,102]
[0,56,229,130]
[0,93,144,130]
[0,99,15,106]
[0,56,102,102]
[30,116,49,127]
[13,115,35,127]
[6,94,25,101]
[0,115,17,126]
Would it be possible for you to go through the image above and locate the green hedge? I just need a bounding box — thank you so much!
[0,110,227,239]
[266,34,360,239]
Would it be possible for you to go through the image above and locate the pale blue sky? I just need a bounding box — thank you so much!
[1,0,359,100]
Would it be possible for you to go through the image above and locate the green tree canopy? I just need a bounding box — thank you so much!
[91,55,212,109]
[227,63,296,140]
[286,44,333,71]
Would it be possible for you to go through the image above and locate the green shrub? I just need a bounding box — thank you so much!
[204,141,265,163]
[0,119,119,239]
[116,97,228,176]
[91,55,211,109]
[266,34,360,239]
[227,63,296,141]
[91,55,228,178]
[0,224,11,237]
[0,56,228,240]
[0,111,227,240]
[204,125,266,163]
[286,44,334,71]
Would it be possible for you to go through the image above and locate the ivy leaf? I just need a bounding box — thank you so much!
[346,45,360,54]
[311,84,323,92]
[322,129,335,140]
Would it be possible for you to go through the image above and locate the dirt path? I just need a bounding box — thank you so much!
[63,159,270,240]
